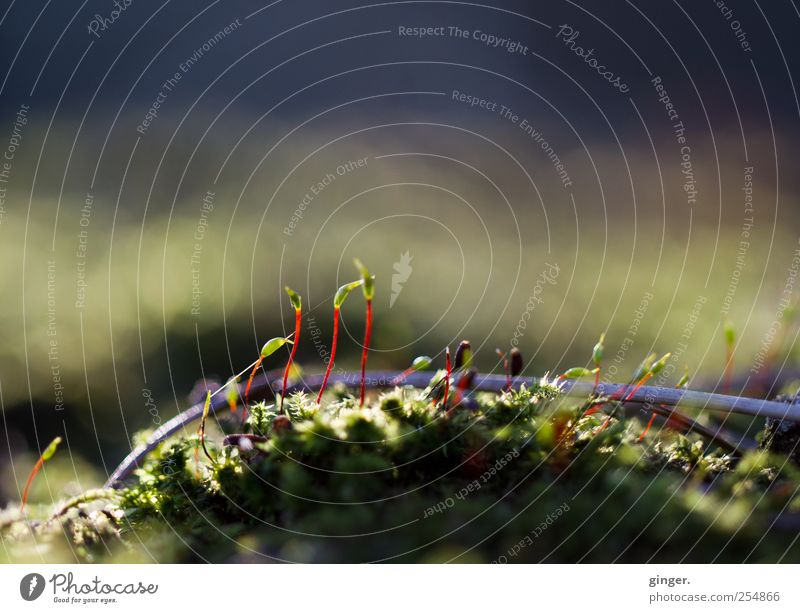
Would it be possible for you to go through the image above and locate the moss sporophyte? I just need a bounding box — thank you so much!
[245,336,295,407]
[443,346,452,411]
[21,436,61,513]
[392,355,432,385]
[496,347,524,390]
[316,278,363,404]
[592,332,605,390]
[281,287,303,413]
[639,365,690,443]
[453,340,475,406]
[593,353,670,435]
[558,367,599,382]
[353,259,375,408]
[197,391,213,463]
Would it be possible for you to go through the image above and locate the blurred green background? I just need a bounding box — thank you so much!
[2,117,799,509]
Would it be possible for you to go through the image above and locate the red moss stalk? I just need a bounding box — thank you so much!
[640,366,689,443]
[317,307,340,404]
[197,391,214,463]
[449,340,473,406]
[392,365,416,386]
[317,279,363,404]
[638,412,658,443]
[598,353,669,434]
[21,437,62,513]
[592,333,605,393]
[244,355,264,407]
[244,335,295,415]
[392,366,414,385]
[359,299,372,407]
[391,356,432,385]
[595,377,646,431]
[453,369,476,407]
[623,371,653,402]
[21,457,46,513]
[594,417,613,434]
[353,259,375,408]
[442,347,451,411]
[281,288,302,413]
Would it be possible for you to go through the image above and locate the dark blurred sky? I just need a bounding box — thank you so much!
[1,0,798,215]
[1,0,798,125]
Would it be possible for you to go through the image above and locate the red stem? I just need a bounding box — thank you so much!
[453,373,472,406]
[583,382,631,416]
[245,355,264,406]
[638,412,658,442]
[623,372,652,402]
[359,299,372,407]
[594,368,600,392]
[594,372,652,432]
[198,421,213,463]
[442,347,451,412]
[21,456,45,513]
[317,307,340,404]
[391,367,414,385]
[595,418,613,434]
[281,308,302,413]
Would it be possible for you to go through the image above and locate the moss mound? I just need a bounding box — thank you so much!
[3,380,800,563]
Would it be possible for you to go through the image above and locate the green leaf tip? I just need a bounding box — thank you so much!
[411,356,432,370]
[260,336,294,358]
[633,354,656,382]
[724,319,736,346]
[202,390,212,421]
[559,367,598,380]
[353,258,375,300]
[285,286,302,311]
[592,333,605,366]
[334,279,364,309]
[676,366,690,389]
[41,436,62,462]
[649,353,672,377]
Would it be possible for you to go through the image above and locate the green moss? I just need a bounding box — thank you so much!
[3,383,800,563]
